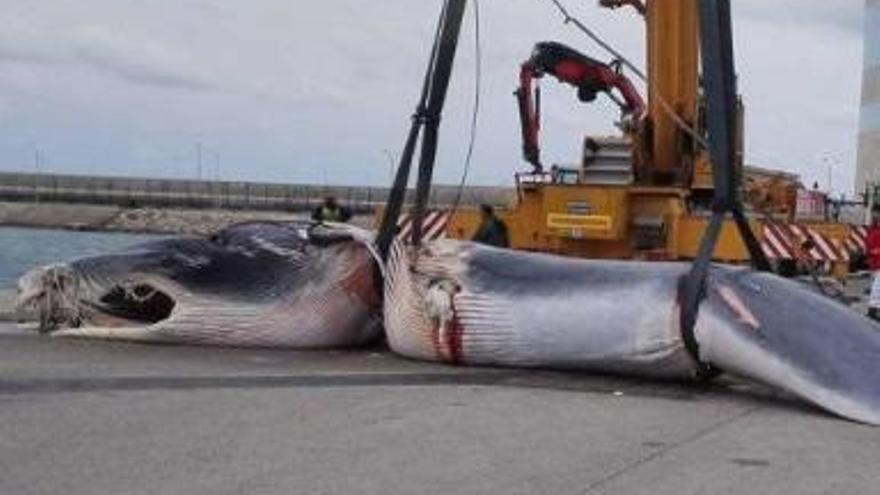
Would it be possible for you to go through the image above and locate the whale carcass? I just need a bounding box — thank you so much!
[16,220,880,424]
[16,222,382,348]
[383,238,880,425]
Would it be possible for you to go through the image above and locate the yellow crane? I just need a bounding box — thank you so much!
[445,0,756,263]
[376,0,856,278]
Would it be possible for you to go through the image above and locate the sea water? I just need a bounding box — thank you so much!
[0,227,161,289]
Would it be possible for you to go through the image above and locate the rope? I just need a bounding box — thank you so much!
[450,0,482,217]
[543,0,709,150]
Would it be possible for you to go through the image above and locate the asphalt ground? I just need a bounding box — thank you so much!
[2,323,880,495]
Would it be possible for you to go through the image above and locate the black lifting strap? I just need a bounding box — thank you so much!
[679,0,771,378]
[411,0,466,247]
[376,0,468,262]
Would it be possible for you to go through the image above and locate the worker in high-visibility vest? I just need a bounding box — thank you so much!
[312,196,352,223]
[866,209,880,321]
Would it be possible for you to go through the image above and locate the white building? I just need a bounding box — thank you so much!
[856,0,880,196]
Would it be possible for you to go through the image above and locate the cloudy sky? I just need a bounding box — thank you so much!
[0,1,866,194]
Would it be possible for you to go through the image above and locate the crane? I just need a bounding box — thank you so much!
[375,0,763,254]
[376,0,763,258]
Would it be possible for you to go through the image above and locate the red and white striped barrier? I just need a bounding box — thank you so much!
[394,212,864,263]
[846,226,867,255]
[761,223,849,263]
[396,210,450,244]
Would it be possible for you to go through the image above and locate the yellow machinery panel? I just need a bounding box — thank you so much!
[801,221,850,243]
[446,183,631,258]
[625,187,686,259]
[446,208,482,241]
[546,213,612,234]
[425,181,770,267]
[539,185,629,241]
[676,216,755,262]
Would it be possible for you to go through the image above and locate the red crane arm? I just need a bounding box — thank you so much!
[516,41,645,171]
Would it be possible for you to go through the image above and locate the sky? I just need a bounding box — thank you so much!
[0,0,866,195]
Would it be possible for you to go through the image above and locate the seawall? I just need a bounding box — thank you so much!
[0,171,512,213]
[0,201,374,235]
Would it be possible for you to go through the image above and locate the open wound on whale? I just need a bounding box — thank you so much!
[16,250,198,338]
[424,279,463,363]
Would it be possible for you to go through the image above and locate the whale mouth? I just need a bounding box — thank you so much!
[17,266,179,332]
[92,283,176,325]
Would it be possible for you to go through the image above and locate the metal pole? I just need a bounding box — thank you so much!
[196,142,203,180]
[33,148,41,204]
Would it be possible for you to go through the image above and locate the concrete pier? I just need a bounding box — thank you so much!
[2,324,879,495]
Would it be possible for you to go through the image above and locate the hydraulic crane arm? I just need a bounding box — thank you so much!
[598,0,646,15]
[515,41,645,171]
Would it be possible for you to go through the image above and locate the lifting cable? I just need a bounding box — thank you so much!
[450,0,482,218]
[374,1,447,262]
[544,0,709,151]
[680,0,769,377]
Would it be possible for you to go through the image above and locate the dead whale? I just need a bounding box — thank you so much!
[16,222,381,348]
[383,238,880,425]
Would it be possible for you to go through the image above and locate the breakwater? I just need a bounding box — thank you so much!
[0,171,512,212]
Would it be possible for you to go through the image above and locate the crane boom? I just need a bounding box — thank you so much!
[643,0,700,184]
[516,41,646,172]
